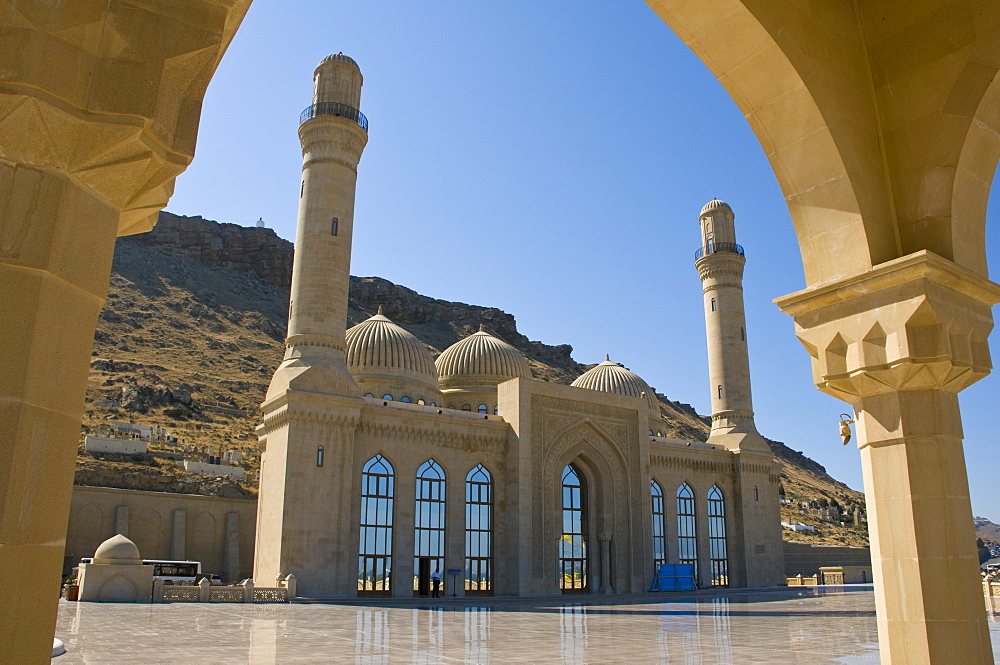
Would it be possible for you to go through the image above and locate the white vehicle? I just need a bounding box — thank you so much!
[78,558,203,583]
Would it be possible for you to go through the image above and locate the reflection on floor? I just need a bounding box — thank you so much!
[49,586,997,664]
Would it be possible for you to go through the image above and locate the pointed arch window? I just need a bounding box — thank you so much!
[677,482,698,581]
[708,486,729,587]
[359,455,394,595]
[465,464,493,594]
[414,459,445,595]
[651,480,667,572]
[560,465,588,592]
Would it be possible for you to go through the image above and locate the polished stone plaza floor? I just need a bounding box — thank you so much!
[49,585,1000,664]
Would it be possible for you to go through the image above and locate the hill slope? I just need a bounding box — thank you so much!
[80,212,868,546]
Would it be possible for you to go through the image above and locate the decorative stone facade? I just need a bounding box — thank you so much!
[253,56,784,598]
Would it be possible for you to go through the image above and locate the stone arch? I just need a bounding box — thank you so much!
[541,420,634,592]
[75,503,106,559]
[130,508,162,559]
[648,0,1000,283]
[191,511,217,568]
[97,574,138,602]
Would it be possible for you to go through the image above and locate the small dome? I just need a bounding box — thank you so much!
[318,53,359,69]
[436,326,532,389]
[571,355,658,411]
[346,308,438,389]
[92,534,142,565]
[700,199,732,216]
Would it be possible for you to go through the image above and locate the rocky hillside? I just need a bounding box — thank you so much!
[80,212,867,546]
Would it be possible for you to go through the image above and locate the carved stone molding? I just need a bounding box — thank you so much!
[775,251,1000,401]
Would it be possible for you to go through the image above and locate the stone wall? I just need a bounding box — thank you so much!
[66,486,257,582]
[783,541,871,577]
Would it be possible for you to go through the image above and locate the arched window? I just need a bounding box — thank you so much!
[316,445,325,467]
[677,482,698,581]
[560,465,587,592]
[717,385,723,399]
[430,402,437,407]
[461,404,472,412]
[740,327,745,341]
[651,480,666,572]
[414,459,445,596]
[417,399,425,405]
[477,404,488,414]
[493,406,498,415]
[711,297,717,311]
[363,393,374,398]
[400,396,411,403]
[359,455,394,595]
[708,486,728,587]
[382,394,393,401]
[466,465,493,594]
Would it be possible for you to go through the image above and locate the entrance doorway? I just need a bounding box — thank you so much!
[415,556,435,596]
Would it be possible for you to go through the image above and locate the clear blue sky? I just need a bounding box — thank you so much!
[168,1,1000,519]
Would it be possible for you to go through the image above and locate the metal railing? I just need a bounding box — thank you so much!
[299,102,368,131]
[694,242,744,260]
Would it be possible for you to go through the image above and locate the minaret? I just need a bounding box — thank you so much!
[266,53,369,400]
[695,199,767,451]
[255,54,369,597]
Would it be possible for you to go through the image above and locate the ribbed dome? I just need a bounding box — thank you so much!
[318,53,359,69]
[92,534,142,565]
[700,198,732,216]
[436,327,532,389]
[346,308,438,388]
[571,356,658,411]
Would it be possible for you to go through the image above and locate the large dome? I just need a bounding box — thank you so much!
[700,198,732,216]
[92,534,142,565]
[436,327,532,390]
[346,308,439,391]
[571,356,659,411]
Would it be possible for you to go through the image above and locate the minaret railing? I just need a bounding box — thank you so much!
[299,102,368,131]
[694,242,744,260]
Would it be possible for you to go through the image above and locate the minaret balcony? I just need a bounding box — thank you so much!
[299,102,368,131]
[694,242,744,260]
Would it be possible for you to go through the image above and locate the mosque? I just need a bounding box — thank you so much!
[252,54,784,597]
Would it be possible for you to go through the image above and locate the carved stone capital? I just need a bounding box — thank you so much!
[775,251,1000,401]
[0,0,252,235]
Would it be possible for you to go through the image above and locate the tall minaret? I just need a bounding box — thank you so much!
[255,55,369,597]
[695,199,767,452]
[266,53,369,400]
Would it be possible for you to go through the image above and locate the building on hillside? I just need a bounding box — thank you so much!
[253,54,783,597]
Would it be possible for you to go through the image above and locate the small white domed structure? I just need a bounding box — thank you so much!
[92,533,142,565]
[436,326,532,391]
[78,534,153,603]
[571,355,659,412]
[346,308,442,403]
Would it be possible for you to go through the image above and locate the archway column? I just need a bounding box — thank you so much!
[776,250,1000,665]
[0,4,251,662]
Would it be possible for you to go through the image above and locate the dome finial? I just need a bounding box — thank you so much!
[377,305,384,315]
[479,323,486,332]
[605,353,610,362]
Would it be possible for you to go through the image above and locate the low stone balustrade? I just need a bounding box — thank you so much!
[152,574,296,604]
[982,573,1000,614]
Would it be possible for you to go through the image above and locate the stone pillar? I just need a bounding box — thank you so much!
[224,511,240,582]
[598,534,613,594]
[0,4,252,662]
[171,509,186,561]
[115,505,129,537]
[776,251,1000,665]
